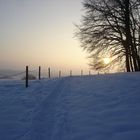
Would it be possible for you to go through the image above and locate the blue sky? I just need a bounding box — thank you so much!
[0,0,89,72]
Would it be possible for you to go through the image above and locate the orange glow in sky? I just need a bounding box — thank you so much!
[0,0,89,73]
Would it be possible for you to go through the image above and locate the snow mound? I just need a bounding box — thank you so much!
[0,72,140,140]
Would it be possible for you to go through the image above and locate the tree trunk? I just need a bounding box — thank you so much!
[124,0,132,72]
[126,49,131,72]
[129,55,134,72]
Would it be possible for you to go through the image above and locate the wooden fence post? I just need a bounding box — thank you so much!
[59,70,61,78]
[70,70,72,77]
[81,70,83,76]
[39,66,41,80]
[26,66,29,88]
[89,70,91,76]
[48,67,51,78]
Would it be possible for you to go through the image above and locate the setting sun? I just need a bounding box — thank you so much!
[103,58,111,64]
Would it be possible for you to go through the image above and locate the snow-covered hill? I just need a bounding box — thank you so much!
[0,72,140,140]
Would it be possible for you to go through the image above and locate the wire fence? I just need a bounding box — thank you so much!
[0,66,94,88]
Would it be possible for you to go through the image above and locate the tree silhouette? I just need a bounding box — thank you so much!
[76,0,140,72]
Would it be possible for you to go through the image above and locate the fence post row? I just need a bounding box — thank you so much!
[39,66,41,80]
[26,66,29,88]
[24,66,92,87]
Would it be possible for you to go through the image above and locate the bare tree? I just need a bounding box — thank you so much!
[76,0,140,72]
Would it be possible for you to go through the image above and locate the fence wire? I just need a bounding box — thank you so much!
[0,71,26,79]
[0,67,94,88]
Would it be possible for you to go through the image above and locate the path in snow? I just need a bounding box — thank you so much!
[23,74,140,140]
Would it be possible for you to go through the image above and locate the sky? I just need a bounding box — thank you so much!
[0,0,90,74]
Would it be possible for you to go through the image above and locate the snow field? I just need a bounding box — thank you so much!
[0,73,140,140]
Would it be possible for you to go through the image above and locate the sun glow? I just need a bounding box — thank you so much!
[103,57,111,64]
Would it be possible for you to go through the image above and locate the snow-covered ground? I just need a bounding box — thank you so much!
[0,72,140,140]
